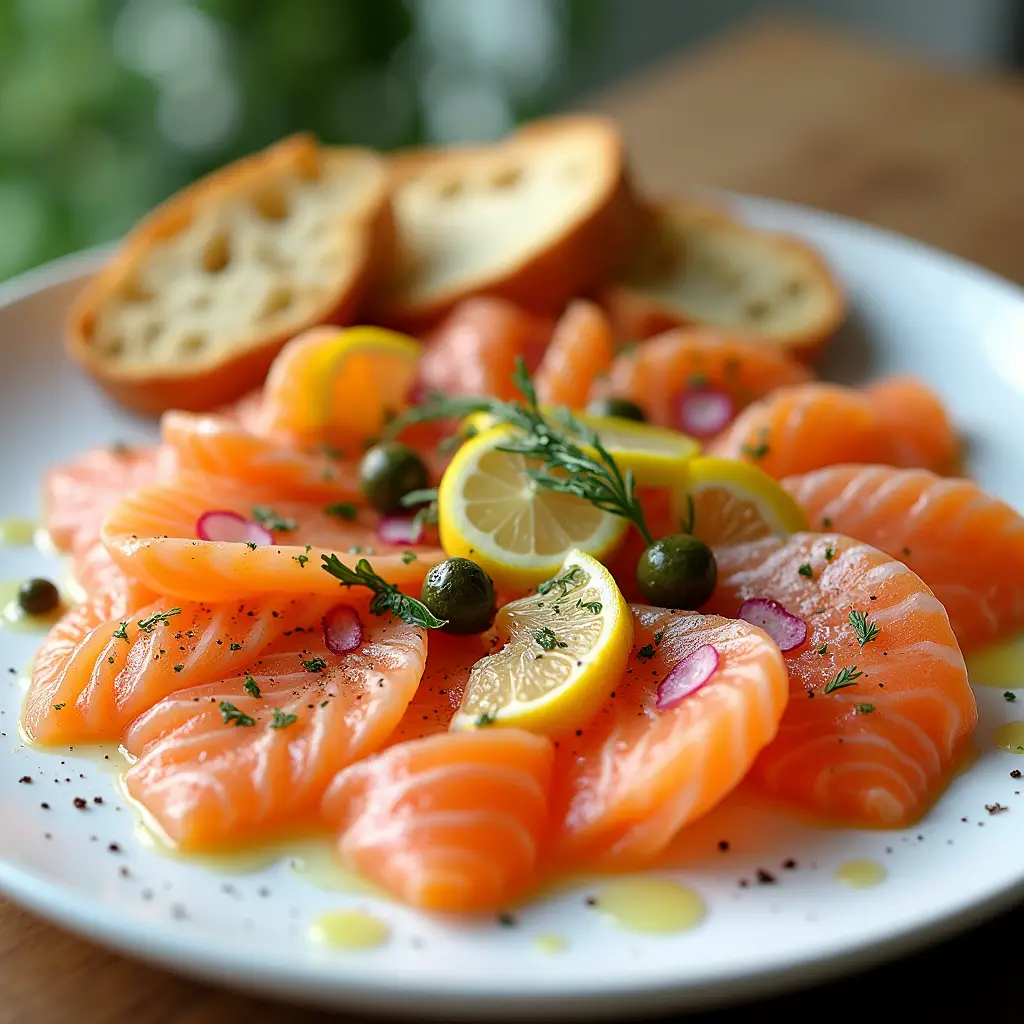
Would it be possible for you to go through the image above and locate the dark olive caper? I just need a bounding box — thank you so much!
[18,577,61,616]
[420,557,497,635]
[585,397,646,423]
[359,442,430,515]
[636,534,717,609]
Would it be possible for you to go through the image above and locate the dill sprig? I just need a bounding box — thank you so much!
[823,666,863,694]
[137,608,181,633]
[849,610,880,648]
[321,555,447,629]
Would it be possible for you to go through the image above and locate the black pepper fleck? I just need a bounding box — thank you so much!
[718,840,730,852]
[756,868,776,884]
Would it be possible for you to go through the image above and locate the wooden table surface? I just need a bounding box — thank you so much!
[5,18,1024,1024]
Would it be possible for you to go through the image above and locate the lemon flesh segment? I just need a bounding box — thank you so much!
[438,424,627,591]
[464,410,700,487]
[452,551,634,737]
[670,456,808,547]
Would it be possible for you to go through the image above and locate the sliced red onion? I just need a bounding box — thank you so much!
[737,598,807,652]
[657,644,719,710]
[196,510,274,546]
[675,387,734,438]
[376,515,424,546]
[323,604,363,655]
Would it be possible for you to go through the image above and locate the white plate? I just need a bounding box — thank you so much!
[1,198,1024,1019]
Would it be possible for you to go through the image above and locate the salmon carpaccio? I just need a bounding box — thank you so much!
[706,533,977,826]
[783,464,1024,651]
[122,611,427,850]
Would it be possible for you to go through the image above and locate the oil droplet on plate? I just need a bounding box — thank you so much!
[533,933,568,954]
[287,838,378,895]
[0,518,37,547]
[309,910,390,951]
[834,860,887,888]
[967,636,1024,689]
[994,721,1024,754]
[591,877,704,935]
[132,819,287,875]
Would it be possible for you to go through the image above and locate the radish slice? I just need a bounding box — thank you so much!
[657,644,719,710]
[737,598,807,652]
[675,387,734,438]
[196,510,274,546]
[377,515,424,546]
[323,604,363,655]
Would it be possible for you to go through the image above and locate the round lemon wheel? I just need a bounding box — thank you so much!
[464,410,699,487]
[669,456,807,547]
[438,423,627,591]
[451,550,633,736]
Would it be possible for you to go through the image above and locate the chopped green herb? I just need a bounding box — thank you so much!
[576,599,603,614]
[400,488,439,510]
[293,554,309,568]
[252,505,297,532]
[824,544,835,562]
[476,710,496,727]
[821,517,832,528]
[229,642,242,651]
[740,429,770,461]
[816,644,828,655]
[220,701,255,727]
[113,621,129,642]
[824,666,863,694]
[533,627,566,651]
[1005,691,1018,703]
[324,502,358,521]
[137,608,181,633]
[401,551,418,564]
[538,566,584,598]
[107,655,115,664]
[679,493,696,535]
[243,675,261,698]
[245,541,258,551]
[173,664,184,673]
[321,555,448,629]
[798,563,813,579]
[270,709,298,730]
[52,703,65,711]
[653,629,665,646]
[855,703,876,714]
[637,643,656,664]
[849,609,880,648]
[301,657,327,673]
[320,699,330,708]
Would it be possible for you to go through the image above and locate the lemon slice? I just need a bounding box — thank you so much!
[464,410,699,487]
[438,424,627,590]
[451,550,633,736]
[262,326,420,445]
[670,456,807,546]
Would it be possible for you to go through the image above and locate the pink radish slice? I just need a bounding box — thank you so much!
[737,598,807,652]
[657,644,719,710]
[196,510,274,546]
[323,604,363,655]
[675,387,734,438]
[377,516,424,546]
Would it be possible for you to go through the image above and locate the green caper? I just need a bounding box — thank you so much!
[636,534,717,609]
[359,442,430,515]
[585,397,647,423]
[420,557,497,635]
[18,578,61,616]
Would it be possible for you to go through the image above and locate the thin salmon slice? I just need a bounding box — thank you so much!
[590,328,813,431]
[101,472,443,602]
[783,464,1024,652]
[122,612,427,850]
[864,377,959,475]
[323,729,553,912]
[706,533,977,826]
[534,300,615,408]
[709,382,892,478]
[415,297,553,400]
[71,535,157,613]
[550,606,789,869]
[24,594,322,745]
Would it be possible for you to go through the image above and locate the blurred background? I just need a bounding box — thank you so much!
[0,0,1020,282]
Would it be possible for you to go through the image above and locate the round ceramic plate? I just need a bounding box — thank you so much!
[1,196,1023,1019]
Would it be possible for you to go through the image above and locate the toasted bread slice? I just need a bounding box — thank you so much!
[370,115,641,330]
[600,201,845,360]
[67,135,393,414]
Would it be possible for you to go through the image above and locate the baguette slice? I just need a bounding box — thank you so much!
[67,135,393,414]
[370,115,641,330]
[600,201,845,360]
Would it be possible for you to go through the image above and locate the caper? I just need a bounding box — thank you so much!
[17,578,61,616]
[420,557,497,635]
[636,534,717,609]
[585,397,647,423]
[359,442,430,515]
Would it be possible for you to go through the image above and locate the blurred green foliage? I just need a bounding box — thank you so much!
[0,0,599,280]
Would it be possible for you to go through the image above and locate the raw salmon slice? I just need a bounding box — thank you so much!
[71,535,157,613]
[101,472,443,602]
[550,606,789,869]
[783,464,1024,651]
[323,729,553,912]
[864,377,959,475]
[706,533,977,826]
[122,612,427,850]
[415,297,553,400]
[709,382,891,478]
[162,412,362,499]
[23,594,321,745]
[534,300,615,408]
[590,328,813,432]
